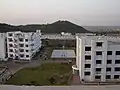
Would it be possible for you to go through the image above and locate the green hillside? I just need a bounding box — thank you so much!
[0,20,90,33]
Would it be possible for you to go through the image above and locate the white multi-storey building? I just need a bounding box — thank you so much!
[6,30,42,61]
[73,35,120,83]
[0,33,7,61]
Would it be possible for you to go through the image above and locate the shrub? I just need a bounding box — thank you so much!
[49,77,56,84]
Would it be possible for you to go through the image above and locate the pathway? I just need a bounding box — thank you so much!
[71,75,81,85]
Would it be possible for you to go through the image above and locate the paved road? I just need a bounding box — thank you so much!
[0,85,120,90]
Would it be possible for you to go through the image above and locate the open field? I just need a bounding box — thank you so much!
[5,63,72,86]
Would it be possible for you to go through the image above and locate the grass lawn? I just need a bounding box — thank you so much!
[6,63,72,86]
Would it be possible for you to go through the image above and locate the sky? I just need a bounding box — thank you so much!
[0,0,120,26]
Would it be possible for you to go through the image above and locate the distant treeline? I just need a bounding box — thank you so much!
[95,31,120,35]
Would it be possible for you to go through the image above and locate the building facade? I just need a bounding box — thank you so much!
[6,30,42,61]
[73,35,120,83]
[0,33,7,61]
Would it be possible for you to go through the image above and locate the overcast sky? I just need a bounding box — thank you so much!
[0,0,120,26]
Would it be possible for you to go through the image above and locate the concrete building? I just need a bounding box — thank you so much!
[72,35,120,83]
[0,33,7,61]
[6,30,42,61]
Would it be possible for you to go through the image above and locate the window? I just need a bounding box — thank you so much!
[107,60,112,64]
[8,38,13,42]
[31,39,34,41]
[14,44,17,48]
[96,68,101,72]
[20,54,24,57]
[10,54,13,57]
[114,75,119,79]
[8,33,13,36]
[14,39,17,42]
[9,49,13,52]
[19,38,23,42]
[9,44,13,47]
[26,50,29,52]
[96,60,102,64]
[106,75,111,79]
[85,64,91,68]
[85,47,91,51]
[26,55,29,57]
[26,44,28,47]
[15,49,18,53]
[31,49,34,51]
[115,67,120,71]
[85,55,91,60]
[19,49,24,52]
[107,51,112,55]
[116,51,120,55]
[31,43,34,46]
[115,60,120,64]
[25,39,28,42]
[19,44,24,47]
[84,72,91,76]
[96,42,103,47]
[95,76,101,79]
[106,67,111,72]
[96,51,102,55]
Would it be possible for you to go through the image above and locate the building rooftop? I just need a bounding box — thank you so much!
[77,35,120,44]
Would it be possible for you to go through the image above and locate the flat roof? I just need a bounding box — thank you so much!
[77,36,120,44]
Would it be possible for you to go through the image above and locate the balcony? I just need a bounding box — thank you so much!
[15,32,24,37]
[14,49,19,53]
[12,44,18,48]
[14,39,18,43]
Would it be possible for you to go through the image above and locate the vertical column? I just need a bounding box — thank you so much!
[101,39,107,82]
[91,40,95,81]
[111,50,115,80]
[80,38,85,80]
[76,36,79,67]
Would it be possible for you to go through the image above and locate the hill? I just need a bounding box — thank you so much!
[0,23,21,33]
[0,20,90,34]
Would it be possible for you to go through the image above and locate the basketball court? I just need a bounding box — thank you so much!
[51,50,75,58]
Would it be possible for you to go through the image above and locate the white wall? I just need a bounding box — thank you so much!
[0,33,6,61]
[77,36,120,82]
[6,30,42,60]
